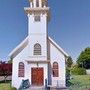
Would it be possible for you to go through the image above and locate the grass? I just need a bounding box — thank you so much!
[70,75,90,85]
[0,81,11,90]
[69,75,90,90]
[0,83,11,90]
[0,80,16,90]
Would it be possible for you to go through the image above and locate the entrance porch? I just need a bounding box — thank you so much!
[26,60,49,86]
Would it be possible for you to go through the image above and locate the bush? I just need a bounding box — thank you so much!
[66,68,70,75]
[71,65,86,75]
[66,68,70,80]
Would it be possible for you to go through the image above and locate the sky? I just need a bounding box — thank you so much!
[0,0,90,62]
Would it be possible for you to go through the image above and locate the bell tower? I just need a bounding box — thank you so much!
[30,0,48,8]
[24,0,50,60]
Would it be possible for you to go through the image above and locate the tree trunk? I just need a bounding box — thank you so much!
[4,76,7,83]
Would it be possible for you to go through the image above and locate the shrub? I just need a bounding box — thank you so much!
[0,63,12,82]
[71,65,86,75]
[66,68,70,75]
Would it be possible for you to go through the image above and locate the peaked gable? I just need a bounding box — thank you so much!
[9,36,28,59]
[48,37,69,57]
[9,36,69,59]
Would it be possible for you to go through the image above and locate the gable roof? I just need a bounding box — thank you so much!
[9,36,69,59]
[48,37,69,57]
[9,36,28,59]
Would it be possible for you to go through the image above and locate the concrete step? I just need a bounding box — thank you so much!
[49,87,69,90]
[25,86,45,90]
[24,86,69,90]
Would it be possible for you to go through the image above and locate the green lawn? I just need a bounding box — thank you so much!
[0,83,11,90]
[69,75,90,90]
[0,81,16,90]
[70,75,90,85]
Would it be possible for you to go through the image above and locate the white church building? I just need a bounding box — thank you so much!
[9,0,69,89]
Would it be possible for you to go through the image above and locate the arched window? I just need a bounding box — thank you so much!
[42,1,44,7]
[53,62,59,77]
[34,15,40,22]
[34,43,41,55]
[36,0,39,7]
[18,62,24,77]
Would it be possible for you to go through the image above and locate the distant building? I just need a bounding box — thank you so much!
[9,0,69,89]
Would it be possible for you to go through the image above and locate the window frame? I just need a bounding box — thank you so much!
[36,0,39,7]
[52,62,59,77]
[34,15,40,22]
[34,43,41,55]
[18,62,24,77]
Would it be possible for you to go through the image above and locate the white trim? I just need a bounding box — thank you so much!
[9,36,69,58]
[48,37,69,57]
[9,36,29,58]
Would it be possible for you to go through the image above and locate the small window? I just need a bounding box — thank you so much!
[42,0,47,7]
[34,43,41,55]
[32,2,34,7]
[18,62,24,77]
[52,62,59,77]
[42,1,44,7]
[36,0,39,7]
[34,15,40,22]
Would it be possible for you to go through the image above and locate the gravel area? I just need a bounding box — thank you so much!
[0,76,12,81]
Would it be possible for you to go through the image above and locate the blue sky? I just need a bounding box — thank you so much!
[0,0,90,62]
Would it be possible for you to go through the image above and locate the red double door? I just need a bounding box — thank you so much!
[31,68,44,86]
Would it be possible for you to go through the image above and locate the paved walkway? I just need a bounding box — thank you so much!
[25,86,45,90]
[24,86,69,90]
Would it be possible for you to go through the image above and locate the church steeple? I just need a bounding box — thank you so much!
[24,0,50,59]
[24,0,50,21]
[29,0,48,8]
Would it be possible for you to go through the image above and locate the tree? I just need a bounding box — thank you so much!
[8,59,12,64]
[77,47,90,69]
[66,56,73,68]
[71,64,86,75]
[0,63,12,82]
